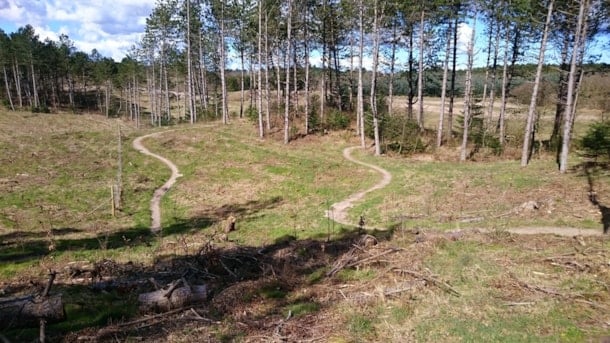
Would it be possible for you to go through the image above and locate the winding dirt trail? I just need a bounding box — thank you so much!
[329,146,605,237]
[326,147,392,231]
[133,131,182,233]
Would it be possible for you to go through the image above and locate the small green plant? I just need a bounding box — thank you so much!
[337,268,376,282]
[245,105,259,123]
[326,110,350,130]
[580,121,610,160]
[286,301,320,317]
[347,314,375,337]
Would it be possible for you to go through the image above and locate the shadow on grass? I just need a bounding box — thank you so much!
[0,196,285,264]
[576,161,610,234]
[163,196,284,236]
[2,221,398,342]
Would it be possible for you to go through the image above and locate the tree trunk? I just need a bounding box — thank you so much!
[498,42,509,146]
[407,30,415,120]
[105,80,110,118]
[3,66,14,110]
[371,0,381,156]
[240,48,245,119]
[187,0,196,124]
[199,29,209,110]
[437,21,452,148]
[358,0,365,148]
[521,0,553,167]
[219,2,229,124]
[447,6,459,141]
[460,12,476,162]
[264,12,271,131]
[550,39,570,148]
[284,0,293,145]
[388,20,398,117]
[481,23,493,111]
[257,0,264,138]
[13,61,23,108]
[30,59,39,108]
[559,0,588,173]
[417,9,425,131]
[349,35,355,114]
[486,28,500,126]
[304,8,311,134]
[0,294,65,330]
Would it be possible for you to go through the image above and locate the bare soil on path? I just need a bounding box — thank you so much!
[330,146,606,237]
[133,131,182,233]
[326,146,392,230]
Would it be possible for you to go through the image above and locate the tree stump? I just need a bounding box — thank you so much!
[224,215,236,233]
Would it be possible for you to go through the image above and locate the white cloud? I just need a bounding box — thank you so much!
[457,22,473,53]
[0,0,156,61]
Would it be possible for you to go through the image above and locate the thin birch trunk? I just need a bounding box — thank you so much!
[3,66,14,110]
[265,12,271,131]
[521,0,553,166]
[437,21,452,148]
[219,2,229,124]
[417,10,425,131]
[498,31,510,147]
[257,0,264,138]
[371,0,381,156]
[460,13,476,162]
[358,0,365,148]
[559,0,588,173]
[284,0,293,144]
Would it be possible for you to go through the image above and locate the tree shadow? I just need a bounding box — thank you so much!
[0,197,285,264]
[577,161,610,234]
[2,221,398,342]
[163,196,283,236]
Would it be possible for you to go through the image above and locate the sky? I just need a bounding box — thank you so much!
[0,0,155,61]
[0,0,608,67]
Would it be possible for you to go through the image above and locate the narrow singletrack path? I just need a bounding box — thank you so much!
[133,131,182,233]
[326,146,392,230]
[329,146,605,237]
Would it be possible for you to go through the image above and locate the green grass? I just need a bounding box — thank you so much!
[285,301,320,317]
[2,109,610,341]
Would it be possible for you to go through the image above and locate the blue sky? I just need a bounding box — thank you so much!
[0,0,155,61]
[0,0,608,67]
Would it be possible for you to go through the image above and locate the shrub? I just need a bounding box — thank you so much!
[245,106,258,123]
[365,113,427,154]
[580,121,610,160]
[326,110,350,130]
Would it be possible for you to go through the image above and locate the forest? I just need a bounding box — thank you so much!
[2,0,610,341]
[0,0,608,166]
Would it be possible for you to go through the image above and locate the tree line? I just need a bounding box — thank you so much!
[0,0,608,171]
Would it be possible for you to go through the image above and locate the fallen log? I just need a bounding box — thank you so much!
[138,280,207,313]
[0,294,65,330]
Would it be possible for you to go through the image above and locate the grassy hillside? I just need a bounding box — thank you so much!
[1,109,609,342]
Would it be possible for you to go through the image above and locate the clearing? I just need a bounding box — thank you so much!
[1,111,609,342]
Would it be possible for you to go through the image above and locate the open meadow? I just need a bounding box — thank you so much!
[1,106,610,342]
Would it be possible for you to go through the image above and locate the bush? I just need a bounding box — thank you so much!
[245,106,259,123]
[365,114,427,154]
[580,121,610,160]
[326,110,350,130]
